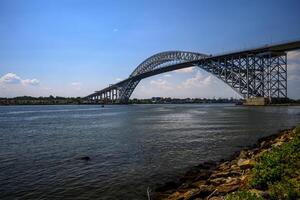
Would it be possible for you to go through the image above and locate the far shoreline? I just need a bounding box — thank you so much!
[1,96,300,106]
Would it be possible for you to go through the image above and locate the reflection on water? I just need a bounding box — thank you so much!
[0,104,299,199]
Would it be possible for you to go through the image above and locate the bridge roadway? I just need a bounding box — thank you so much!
[87,39,300,103]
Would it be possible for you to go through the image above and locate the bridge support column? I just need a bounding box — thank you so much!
[242,52,287,104]
[263,52,287,100]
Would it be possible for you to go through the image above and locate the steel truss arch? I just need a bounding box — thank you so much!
[130,51,209,77]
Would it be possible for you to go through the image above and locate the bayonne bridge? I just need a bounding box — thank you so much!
[87,40,300,104]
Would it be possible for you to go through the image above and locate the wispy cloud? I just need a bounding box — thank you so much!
[70,82,82,90]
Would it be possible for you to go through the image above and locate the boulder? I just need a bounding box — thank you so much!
[237,159,255,170]
[215,178,241,193]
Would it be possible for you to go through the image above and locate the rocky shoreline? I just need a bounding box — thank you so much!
[152,127,299,200]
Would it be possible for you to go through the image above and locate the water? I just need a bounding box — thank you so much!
[0,104,299,200]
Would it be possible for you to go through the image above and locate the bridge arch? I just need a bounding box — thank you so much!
[130,51,208,77]
[119,51,210,101]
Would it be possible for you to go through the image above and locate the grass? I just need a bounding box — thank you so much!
[225,125,300,200]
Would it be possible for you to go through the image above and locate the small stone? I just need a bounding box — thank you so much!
[239,150,248,159]
[183,188,200,200]
[208,177,227,186]
[191,180,206,188]
[237,159,255,170]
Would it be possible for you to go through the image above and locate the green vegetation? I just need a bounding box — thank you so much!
[250,134,300,190]
[268,178,300,200]
[0,96,88,105]
[226,125,300,200]
[225,191,264,200]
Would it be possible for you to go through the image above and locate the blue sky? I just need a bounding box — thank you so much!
[0,0,300,98]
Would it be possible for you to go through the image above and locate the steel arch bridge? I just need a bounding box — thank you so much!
[87,40,300,103]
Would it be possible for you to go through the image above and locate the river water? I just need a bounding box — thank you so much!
[0,104,299,199]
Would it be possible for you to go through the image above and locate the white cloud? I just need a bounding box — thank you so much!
[0,73,22,84]
[150,79,172,90]
[116,78,123,81]
[0,73,44,97]
[0,73,40,86]
[163,74,172,78]
[175,67,195,73]
[181,72,215,88]
[70,82,82,90]
[22,78,40,86]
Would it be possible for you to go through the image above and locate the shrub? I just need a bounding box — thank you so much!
[269,178,300,200]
